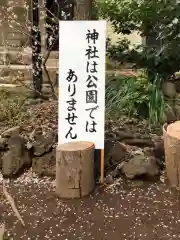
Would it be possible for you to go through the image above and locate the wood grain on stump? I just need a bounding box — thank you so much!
[56,141,95,198]
[163,121,180,188]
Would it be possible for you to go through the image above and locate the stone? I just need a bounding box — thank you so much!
[1,126,21,138]
[122,138,154,147]
[32,131,56,157]
[32,149,56,177]
[0,137,7,151]
[111,161,126,178]
[111,142,128,163]
[122,153,160,179]
[162,82,176,98]
[173,98,180,118]
[166,102,177,124]
[2,135,31,177]
[0,152,3,170]
[160,174,165,183]
[104,175,114,185]
[104,140,128,168]
[29,128,42,140]
[155,158,165,170]
[130,180,144,187]
[111,168,120,178]
[117,161,126,171]
[104,140,115,168]
[143,147,154,157]
[26,142,33,150]
[154,140,165,160]
[174,80,180,93]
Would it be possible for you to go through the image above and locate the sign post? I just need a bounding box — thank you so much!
[58,20,106,184]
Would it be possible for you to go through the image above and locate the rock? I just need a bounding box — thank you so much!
[117,161,125,171]
[160,174,165,183]
[154,140,165,160]
[162,82,177,98]
[122,153,160,179]
[105,120,114,131]
[130,180,144,187]
[26,142,33,150]
[104,175,114,185]
[166,110,177,124]
[104,140,128,168]
[111,168,120,178]
[133,149,144,155]
[174,80,180,93]
[1,126,21,138]
[104,140,116,168]
[32,149,56,177]
[115,131,135,140]
[2,135,31,177]
[111,142,128,163]
[0,152,3,169]
[0,137,7,150]
[165,99,177,123]
[173,99,180,118]
[143,147,154,157]
[32,131,56,157]
[29,128,42,140]
[111,161,126,178]
[122,138,154,147]
[155,158,165,170]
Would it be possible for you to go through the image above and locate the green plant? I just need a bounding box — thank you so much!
[99,0,180,82]
[92,0,100,20]
[148,75,167,124]
[105,73,167,124]
[0,89,26,122]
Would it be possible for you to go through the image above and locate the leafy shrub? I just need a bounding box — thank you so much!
[105,73,167,124]
[99,0,180,82]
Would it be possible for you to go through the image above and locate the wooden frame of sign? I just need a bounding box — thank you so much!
[57,21,106,194]
[100,149,104,183]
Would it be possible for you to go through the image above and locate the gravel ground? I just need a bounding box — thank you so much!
[1,171,180,240]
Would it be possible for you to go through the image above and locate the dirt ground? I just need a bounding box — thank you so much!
[1,171,180,240]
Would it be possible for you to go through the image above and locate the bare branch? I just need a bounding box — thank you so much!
[3,184,25,227]
[13,72,58,99]
[0,3,61,98]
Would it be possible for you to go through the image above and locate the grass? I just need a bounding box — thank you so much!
[105,73,168,125]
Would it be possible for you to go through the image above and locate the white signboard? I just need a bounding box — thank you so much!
[58,20,106,149]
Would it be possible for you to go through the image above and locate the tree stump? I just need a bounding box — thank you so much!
[56,141,95,198]
[163,121,180,188]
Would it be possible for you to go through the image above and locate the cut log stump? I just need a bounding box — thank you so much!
[56,141,95,198]
[163,121,180,188]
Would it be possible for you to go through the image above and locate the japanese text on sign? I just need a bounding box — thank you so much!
[65,69,78,140]
[58,21,106,149]
[85,29,99,134]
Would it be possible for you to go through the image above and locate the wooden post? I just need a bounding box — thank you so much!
[100,149,104,183]
[163,121,180,189]
[56,141,95,198]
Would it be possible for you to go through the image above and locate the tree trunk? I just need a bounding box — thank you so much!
[32,0,42,98]
[73,0,92,20]
[56,141,95,198]
[163,121,180,189]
